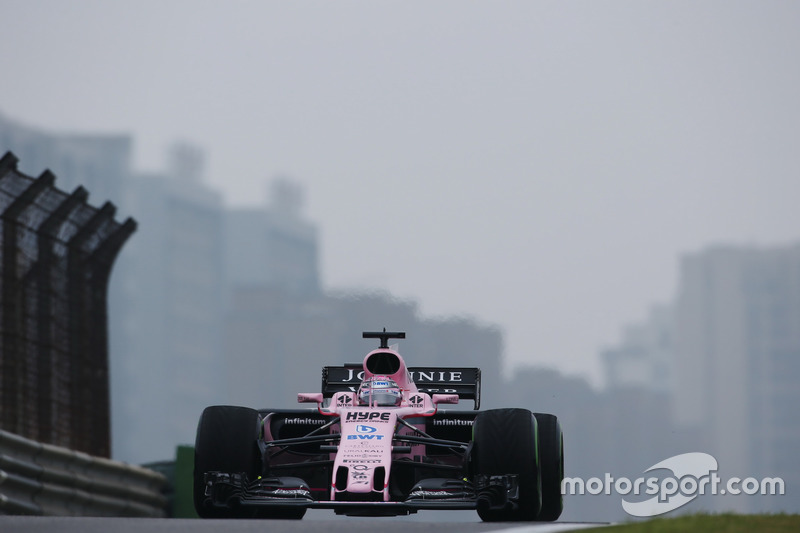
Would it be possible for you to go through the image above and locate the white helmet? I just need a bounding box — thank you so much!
[357,376,402,406]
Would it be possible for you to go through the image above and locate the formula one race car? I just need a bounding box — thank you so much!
[194,330,564,522]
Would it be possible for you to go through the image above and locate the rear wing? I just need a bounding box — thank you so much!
[322,365,481,409]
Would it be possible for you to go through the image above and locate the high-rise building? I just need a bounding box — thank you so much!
[109,165,226,463]
[673,244,800,512]
[0,112,130,206]
[224,177,319,296]
[602,304,673,393]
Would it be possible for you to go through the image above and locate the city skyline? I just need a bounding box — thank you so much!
[3,122,798,517]
[3,2,800,387]
[4,101,800,387]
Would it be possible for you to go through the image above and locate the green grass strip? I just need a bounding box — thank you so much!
[582,513,800,533]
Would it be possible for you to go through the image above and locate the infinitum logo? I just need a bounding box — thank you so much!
[561,452,785,517]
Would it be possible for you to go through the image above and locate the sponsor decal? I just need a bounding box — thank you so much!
[283,417,325,425]
[432,419,474,426]
[342,369,366,382]
[409,371,463,382]
[410,490,452,497]
[336,368,470,383]
[356,425,377,434]
[337,396,353,406]
[342,459,382,464]
[355,440,382,447]
[271,488,311,497]
[345,411,391,422]
[351,463,371,485]
[409,395,424,407]
[352,443,383,453]
[347,434,384,440]
[342,454,381,460]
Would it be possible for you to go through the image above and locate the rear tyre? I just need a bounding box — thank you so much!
[472,408,541,521]
[194,405,305,519]
[534,413,564,521]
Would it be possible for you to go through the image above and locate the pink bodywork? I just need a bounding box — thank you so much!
[297,348,458,502]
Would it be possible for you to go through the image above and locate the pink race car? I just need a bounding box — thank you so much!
[194,330,564,522]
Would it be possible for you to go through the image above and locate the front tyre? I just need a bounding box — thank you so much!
[534,413,564,521]
[194,405,262,518]
[193,405,305,518]
[472,408,541,521]
[194,405,305,519]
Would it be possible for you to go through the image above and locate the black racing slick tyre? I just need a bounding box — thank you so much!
[472,408,542,522]
[193,405,263,518]
[534,413,564,521]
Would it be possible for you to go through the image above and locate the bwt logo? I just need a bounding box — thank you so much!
[356,425,377,434]
[347,435,384,440]
[562,452,785,517]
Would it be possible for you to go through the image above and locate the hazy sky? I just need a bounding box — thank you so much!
[2,1,799,384]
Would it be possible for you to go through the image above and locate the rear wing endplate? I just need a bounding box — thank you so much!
[322,365,481,409]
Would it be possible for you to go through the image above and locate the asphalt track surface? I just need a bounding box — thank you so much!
[0,515,607,533]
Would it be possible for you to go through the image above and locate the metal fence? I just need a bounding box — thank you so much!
[0,151,136,458]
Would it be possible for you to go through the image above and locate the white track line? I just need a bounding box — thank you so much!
[496,523,610,533]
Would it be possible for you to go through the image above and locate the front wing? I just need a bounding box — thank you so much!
[201,472,520,516]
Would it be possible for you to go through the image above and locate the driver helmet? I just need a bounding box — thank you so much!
[357,375,402,406]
